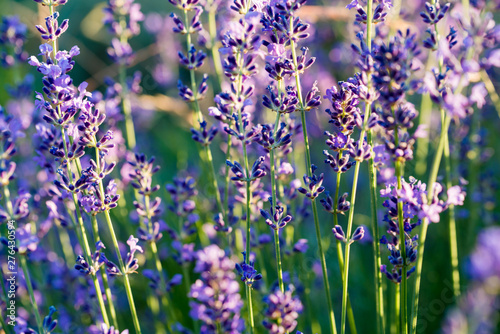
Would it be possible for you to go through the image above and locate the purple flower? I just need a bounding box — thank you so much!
[446,185,466,206]
[189,245,245,333]
[262,285,303,334]
[124,235,143,274]
[468,227,500,281]
[235,252,262,286]
[292,239,308,253]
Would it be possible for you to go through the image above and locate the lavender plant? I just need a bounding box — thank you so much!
[0,0,499,333]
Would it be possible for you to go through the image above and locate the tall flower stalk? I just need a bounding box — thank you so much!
[264,0,338,332]
[171,0,224,218]
[411,1,494,330]
[346,0,385,332]
[31,0,111,327]
[129,153,176,332]
[31,2,144,331]
[103,0,145,150]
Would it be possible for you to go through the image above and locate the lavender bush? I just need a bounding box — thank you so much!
[0,0,499,333]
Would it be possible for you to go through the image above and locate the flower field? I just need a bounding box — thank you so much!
[0,0,499,333]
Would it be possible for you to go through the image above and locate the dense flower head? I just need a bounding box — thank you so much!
[166,176,198,216]
[420,1,451,25]
[235,251,262,286]
[262,284,303,334]
[257,122,292,153]
[226,156,267,182]
[298,165,325,199]
[35,12,69,42]
[189,245,245,333]
[74,241,107,275]
[260,197,293,230]
[103,0,144,38]
[372,29,420,108]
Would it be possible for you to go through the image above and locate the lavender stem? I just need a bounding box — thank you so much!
[333,164,357,334]
[341,0,374,332]
[91,215,119,329]
[181,6,224,217]
[410,115,451,333]
[60,128,110,327]
[19,256,44,333]
[290,15,337,334]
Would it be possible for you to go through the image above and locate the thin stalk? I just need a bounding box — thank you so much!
[366,132,385,334]
[246,285,255,334]
[92,148,142,334]
[340,159,362,334]
[44,9,110,326]
[270,107,285,293]
[393,118,408,334]
[118,17,136,149]
[144,194,175,332]
[19,256,44,334]
[410,2,454,330]
[60,129,110,327]
[91,215,119,329]
[442,117,460,298]
[410,116,451,333]
[395,157,408,334]
[103,210,142,334]
[394,284,400,333]
[231,46,252,306]
[223,134,232,218]
[182,7,224,216]
[0,305,14,334]
[290,16,337,334]
[363,0,384,330]
[333,169,357,334]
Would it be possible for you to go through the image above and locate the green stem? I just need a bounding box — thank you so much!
[61,129,110,327]
[363,1,384,330]
[0,304,13,334]
[290,15,337,334]
[395,157,408,334]
[118,17,136,150]
[410,116,451,333]
[103,210,142,334]
[333,168,357,334]
[19,256,44,334]
[246,285,255,334]
[340,160,362,334]
[182,7,224,217]
[442,115,460,298]
[395,284,400,334]
[224,134,232,218]
[366,131,385,334]
[270,109,285,293]
[393,118,408,334]
[91,215,119,329]
[145,195,175,331]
